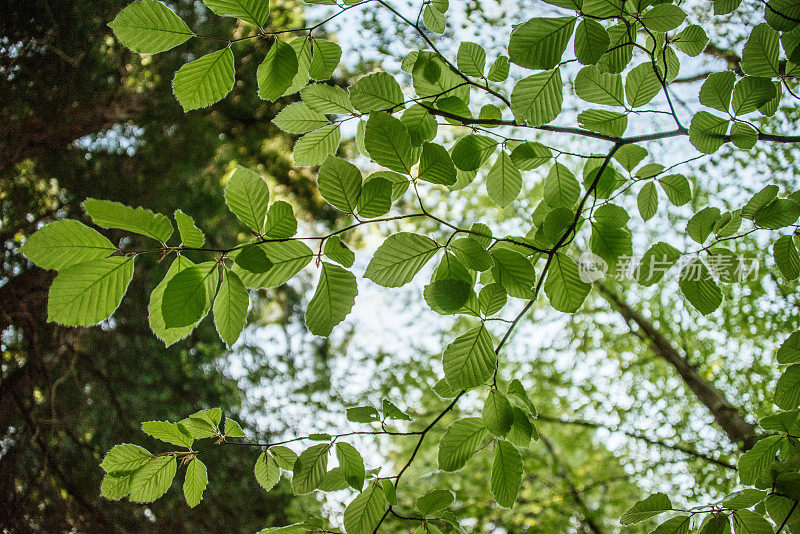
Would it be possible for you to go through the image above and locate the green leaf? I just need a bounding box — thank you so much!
[305,262,358,337]
[301,83,353,115]
[679,259,722,314]
[225,165,270,233]
[224,418,245,437]
[578,109,628,137]
[754,199,800,228]
[510,142,552,170]
[283,38,312,96]
[487,55,510,82]
[594,204,630,227]
[510,69,563,126]
[357,177,392,218]
[129,456,177,503]
[620,493,673,524]
[100,473,133,501]
[507,379,537,415]
[636,242,680,285]
[545,253,591,313]
[174,210,205,248]
[293,124,341,167]
[625,63,661,108]
[343,483,386,534]
[418,142,457,186]
[84,198,173,242]
[778,332,800,364]
[416,490,454,516]
[47,256,135,326]
[364,112,413,174]
[424,279,472,315]
[202,0,270,27]
[483,390,514,437]
[183,459,208,508]
[507,407,534,447]
[486,151,523,207]
[161,261,219,328]
[650,516,691,534]
[574,66,625,107]
[731,509,773,534]
[714,0,742,15]
[687,207,721,244]
[731,122,758,150]
[21,220,115,270]
[234,245,273,274]
[382,400,411,421]
[442,325,496,389]
[257,40,298,101]
[674,25,709,56]
[741,24,781,77]
[738,435,782,485]
[317,155,362,213]
[776,365,800,409]
[141,421,193,448]
[451,135,498,171]
[491,440,522,508]
[774,235,800,280]
[349,72,404,113]
[451,238,493,271]
[640,4,686,31]
[457,41,486,76]
[364,232,439,287]
[508,17,576,70]
[346,406,381,424]
[574,19,610,65]
[743,185,779,219]
[308,39,341,80]
[264,201,297,238]
[179,408,221,439]
[292,443,330,494]
[438,417,489,471]
[108,0,193,54]
[402,105,437,146]
[148,258,210,345]
[213,269,249,347]
[689,111,729,154]
[101,443,152,474]
[423,4,446,33]
[323,236,355,268]
[335,442,365,491]
[273,102,328,134]
[255,452,281,491]
[637,182,658,221]
[613,144,647,172]
[233,241,313,288]
[699,71,735,113]
[732,76,777,115]
[658,174,692,206]
[596,23,635,73]
[172,48,235,111]
[723,490,768,510]
[479,283,507,315]
[491,248,535,298]
[270,446,298,470]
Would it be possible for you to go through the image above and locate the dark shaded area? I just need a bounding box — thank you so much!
[0,1,332,531]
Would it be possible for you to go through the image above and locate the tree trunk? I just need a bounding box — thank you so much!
[596,283,759,451]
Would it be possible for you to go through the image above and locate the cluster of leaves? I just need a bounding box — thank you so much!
[617,330,800,533]
[16,0,800,531]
